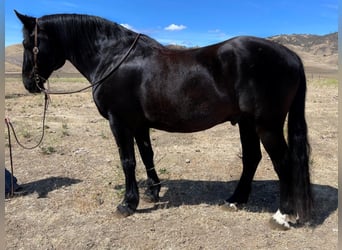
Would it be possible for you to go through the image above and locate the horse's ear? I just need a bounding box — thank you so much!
[14,10,36,31]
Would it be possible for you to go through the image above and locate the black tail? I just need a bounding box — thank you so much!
[287,65,313,222]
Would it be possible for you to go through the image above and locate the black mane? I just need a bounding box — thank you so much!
[39,14,162,50]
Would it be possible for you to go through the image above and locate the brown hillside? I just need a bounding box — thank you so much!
[268,33,338,77]
[269,33,337,56]
[5,44,79,75]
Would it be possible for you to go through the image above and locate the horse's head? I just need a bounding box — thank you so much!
[15,11,66,93]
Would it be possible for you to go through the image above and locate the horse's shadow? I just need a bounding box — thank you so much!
[10,176,337,227]
[137,179,337,227]
[11,177,82,198]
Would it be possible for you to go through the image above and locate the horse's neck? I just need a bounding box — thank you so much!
[64,39,119,84]
[57,22,133,83]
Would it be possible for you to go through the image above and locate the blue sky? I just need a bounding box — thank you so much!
[5,0,338,47]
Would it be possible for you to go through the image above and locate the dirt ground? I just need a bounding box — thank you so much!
[5,75,338,249]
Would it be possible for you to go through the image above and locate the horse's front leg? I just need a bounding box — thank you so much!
[135,127,161,203]
[109,116,139,217]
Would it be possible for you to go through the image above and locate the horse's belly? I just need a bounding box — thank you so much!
[142,71,239,132]
[145,99,239,132]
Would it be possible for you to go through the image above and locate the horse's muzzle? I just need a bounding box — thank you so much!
[23,76,45,93]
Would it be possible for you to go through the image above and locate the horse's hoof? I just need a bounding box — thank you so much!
[114,203,135,218]
[221,201,239,211]
[269,217,291,230]
[269,209,297,230]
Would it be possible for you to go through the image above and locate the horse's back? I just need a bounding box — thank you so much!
[221,36,303,77]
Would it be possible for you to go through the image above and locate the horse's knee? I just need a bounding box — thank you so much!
[122,158,136,170]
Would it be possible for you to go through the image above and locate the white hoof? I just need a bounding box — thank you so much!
[270,209,298,230]
[221,201,239,211]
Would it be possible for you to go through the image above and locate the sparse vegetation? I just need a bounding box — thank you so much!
[100,130,109,139]
[40,145,57,155]
[321,78,338,86]
[158,168,169,175]
[22,130,32,139]
[61,123,70,137]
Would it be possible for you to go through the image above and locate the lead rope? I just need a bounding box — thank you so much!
[6,94,49,150]
[5,93,49,197]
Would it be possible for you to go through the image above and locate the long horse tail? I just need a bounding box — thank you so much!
[287,62,313,222]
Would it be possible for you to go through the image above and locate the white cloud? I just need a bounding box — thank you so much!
[208,29,221,33]
[121,23,134,30]
[120,24,139,32]
[164,24,187,31]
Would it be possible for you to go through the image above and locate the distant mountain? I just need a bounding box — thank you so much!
[269,32,337,56]
[5,44,23,73]
[5,32,338,77]
[268,32,338,76]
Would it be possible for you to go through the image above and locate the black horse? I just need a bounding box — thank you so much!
[15,11,312,229]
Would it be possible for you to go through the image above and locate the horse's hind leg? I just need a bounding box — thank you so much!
[109,116,139,217]
[224,117,261,209]
[257,125,297,229]
[135,127,161,202]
